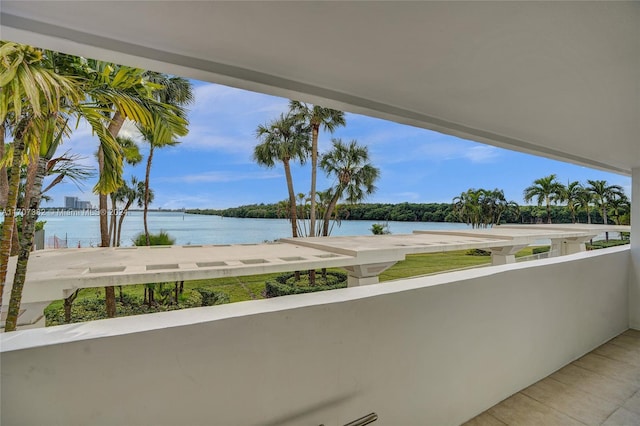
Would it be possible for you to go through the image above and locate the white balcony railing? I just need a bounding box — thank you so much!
[0,245,630,425]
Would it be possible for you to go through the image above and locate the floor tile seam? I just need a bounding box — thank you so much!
[621,390,640,415]
[498,393,590,426]
[519,385,607,426]
[551,366,634,406]
[571,359,640,385]
[476,412,508,426]
[590,350,640,369]
[564,363,630,386]
[606,341,640,355]
[600,407,627,426]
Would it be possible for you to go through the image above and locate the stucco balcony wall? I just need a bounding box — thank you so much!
[0,246,630,425]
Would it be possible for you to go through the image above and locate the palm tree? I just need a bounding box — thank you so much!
[575,188,594,224]
[139,73,193,245]
[586,179,624,225]
[319,139,380,236]
[109,136,142,246]
[523,174,564,224]
[114,176,148,247]
[0,42,81,316]
[52,54,165,318]
[483,188,519,226]
[559,181,583,224]
[288,101,345,238]
[254,113,310,238]
[453,189,486,229]
[608,194,630,226]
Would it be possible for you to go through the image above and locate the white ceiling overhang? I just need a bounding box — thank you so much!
[1,1,638,174]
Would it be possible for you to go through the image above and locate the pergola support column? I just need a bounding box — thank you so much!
[343,262,397,287]
[550,235,596,257]
[487,245,528,265]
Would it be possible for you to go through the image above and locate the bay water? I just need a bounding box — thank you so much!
[36,210,470,248]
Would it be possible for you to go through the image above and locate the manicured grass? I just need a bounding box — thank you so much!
[41,245,546,325]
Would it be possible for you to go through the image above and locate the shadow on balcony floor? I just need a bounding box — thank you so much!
[465,329,640,426]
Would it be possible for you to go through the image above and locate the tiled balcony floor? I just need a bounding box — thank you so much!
[465,329,640,426]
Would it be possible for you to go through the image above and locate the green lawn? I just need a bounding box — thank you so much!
[44,246,540,325]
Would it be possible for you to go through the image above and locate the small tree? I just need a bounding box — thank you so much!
[371,223,391,235]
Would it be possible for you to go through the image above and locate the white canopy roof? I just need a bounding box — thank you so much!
[2,1,638,173]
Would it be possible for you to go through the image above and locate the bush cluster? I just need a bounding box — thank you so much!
[586,240,630,250]
[532,246,551,255]
[265,271,348,298]
[195,288,230,306]
[465,249,491,256]
[45,288,230,326]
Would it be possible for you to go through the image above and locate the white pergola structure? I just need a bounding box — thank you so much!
[1,2,638,425]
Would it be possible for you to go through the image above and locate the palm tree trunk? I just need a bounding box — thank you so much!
[309,126,319,237]
[4,155,47,331]
[99,112,126,248]
[102,112,126,318]
[546,198,552,224]
[587,206,592,224]
[322,191,342,237]
[109,193,118,247]
[0,123,8,208]
[282,159,298,238]
[116,199,134,247]
[0,135,25,308]
[143,144,154,246]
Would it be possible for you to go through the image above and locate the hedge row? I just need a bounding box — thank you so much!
[265,271,348,298]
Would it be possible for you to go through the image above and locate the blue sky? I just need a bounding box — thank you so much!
[48,79,631,210]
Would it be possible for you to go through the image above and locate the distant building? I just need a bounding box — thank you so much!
[64,196,92,210]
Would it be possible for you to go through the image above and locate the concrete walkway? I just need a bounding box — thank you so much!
[465,329,640,426]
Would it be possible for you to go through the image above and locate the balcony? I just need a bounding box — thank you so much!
[0,240,634,425]
[0,2,638,425]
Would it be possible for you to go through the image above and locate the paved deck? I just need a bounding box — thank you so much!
[465,329,640,426]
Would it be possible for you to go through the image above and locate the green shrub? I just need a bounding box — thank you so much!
[532,246,551,255]
[44,288,227,326]
[465,249,491,256]
[194,288,230,306]
[265,271,348,298]
[132,230,176,246]
[586,240,630,250]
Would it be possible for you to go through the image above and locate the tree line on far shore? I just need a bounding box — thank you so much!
[185,201,625,226]
[188,175,630,227]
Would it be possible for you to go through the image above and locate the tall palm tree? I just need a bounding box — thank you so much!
[139,73,193,245]
[0,42,81,313]
[559,181,583,224]
[575,187,594,224]
[109,136,142,246]
[523,174,564,224]
[319,139,379,236]
[254,113,310,238]
[53,54,167,318]
[586,179,624,225]
[288,101,345,238]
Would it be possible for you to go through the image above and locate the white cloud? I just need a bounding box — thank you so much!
[157,170,281,184]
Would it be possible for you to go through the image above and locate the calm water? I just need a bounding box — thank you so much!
[35,210,470,247]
